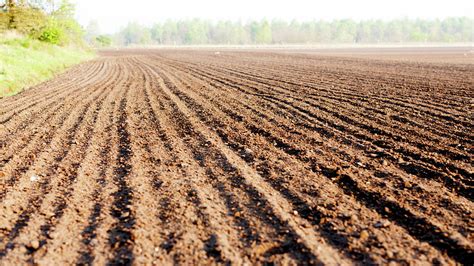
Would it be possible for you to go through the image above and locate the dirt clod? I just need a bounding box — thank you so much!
[30,175,40,182]
[374,220,391,228]
[359,230,370,240]
[28,240,40,250]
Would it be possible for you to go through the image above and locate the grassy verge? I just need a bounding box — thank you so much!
[0,37,95,97]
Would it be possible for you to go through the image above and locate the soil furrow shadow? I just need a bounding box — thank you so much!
[157,81,321,264]
[0,93,103,258]
[156,68,377,264]
[107,97,135,266]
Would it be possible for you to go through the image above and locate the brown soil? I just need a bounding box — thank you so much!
[0,48,472,265]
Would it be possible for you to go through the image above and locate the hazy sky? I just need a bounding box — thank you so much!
[75,0,474,33]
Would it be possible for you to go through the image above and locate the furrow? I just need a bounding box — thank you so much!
[147,59,465,264]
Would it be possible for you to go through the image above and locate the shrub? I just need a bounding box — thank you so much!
[0,12,9,32]
[38,20,64,45]
[95,35,112,47]
[1,1,84,46]
[8,6,47,37]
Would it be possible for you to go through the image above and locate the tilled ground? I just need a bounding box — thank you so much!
[0,48,473,265]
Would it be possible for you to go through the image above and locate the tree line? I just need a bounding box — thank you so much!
[112,17,473,46]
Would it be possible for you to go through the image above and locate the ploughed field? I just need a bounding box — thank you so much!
[0,48,472,265]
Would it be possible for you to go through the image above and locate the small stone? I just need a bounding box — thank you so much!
[19,246,27,253]
[386,250,394,258]
[382,160,388,166]
[359,230,369,240]
[234,212,241,217]
[0,171,5,178]
[375,220,391,228]
[293,210,298,215]
[403,181,412,189]
[43,210,55,217]
[29,240,40,250]
[30,175,40,182]
[350,215,358,221]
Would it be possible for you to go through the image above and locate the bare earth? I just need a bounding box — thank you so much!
[0,48,473,265]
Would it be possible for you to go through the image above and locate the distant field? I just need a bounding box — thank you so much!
[0,48,472,265]
[284,46,474,63]
[113,45,474,63]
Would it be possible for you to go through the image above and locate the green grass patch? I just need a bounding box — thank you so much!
[0,37,95,97]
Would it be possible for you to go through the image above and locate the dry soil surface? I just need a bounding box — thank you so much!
[0,48,473,265]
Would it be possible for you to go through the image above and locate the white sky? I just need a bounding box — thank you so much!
[75,0,474,34]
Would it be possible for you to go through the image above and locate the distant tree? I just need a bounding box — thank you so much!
[150,23,163,44]
[95,34,111,47]
[118,22,152,45]
[251,20,272,44]
[85,20,99,45]
[111,17,474,46]
[337,19,357,42]
[184,19,208,44]
[162,20,179,44]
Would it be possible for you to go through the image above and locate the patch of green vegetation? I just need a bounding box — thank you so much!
[0,1,94,97]
[95,35,112,47]
[0,37,95,97]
